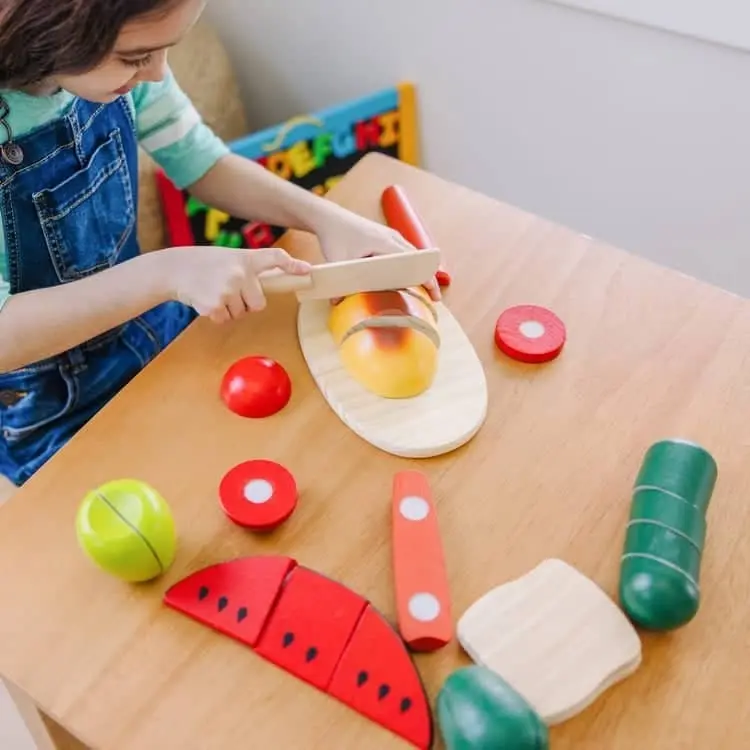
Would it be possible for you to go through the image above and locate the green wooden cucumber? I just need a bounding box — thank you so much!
[619,438,717,631]
[629,489,706,549]
[633,438,717,513]
[436,665,548,750]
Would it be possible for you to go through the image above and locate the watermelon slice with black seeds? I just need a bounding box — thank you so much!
[163,555,294,647]
[328,603,433,750]
[254,564,368,690]
[163,556,434,749]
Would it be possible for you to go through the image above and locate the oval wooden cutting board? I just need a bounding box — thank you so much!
[297,298,488,458]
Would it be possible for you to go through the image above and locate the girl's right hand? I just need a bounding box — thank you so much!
[163,246,312,324]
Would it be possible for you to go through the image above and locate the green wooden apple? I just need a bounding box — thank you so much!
[76,479,177,582]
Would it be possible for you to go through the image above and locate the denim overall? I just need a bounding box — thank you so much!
[0,93,196,486]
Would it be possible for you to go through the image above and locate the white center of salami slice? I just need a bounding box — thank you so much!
[519,320,546,339]
[243,479,274,504]
[409,592,441,622]
[399,495,430,521]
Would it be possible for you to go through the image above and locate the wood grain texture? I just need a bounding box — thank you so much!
[0,153,749,749]
[297,297,488,457]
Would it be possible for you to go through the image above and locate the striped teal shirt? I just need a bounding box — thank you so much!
[0,68,229,310]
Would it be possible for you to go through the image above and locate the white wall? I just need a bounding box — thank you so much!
[543,0,750,52]
[205,0,750,298]
[0,683,34,750]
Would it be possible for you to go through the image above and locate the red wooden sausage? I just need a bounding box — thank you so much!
[381,185,451,287]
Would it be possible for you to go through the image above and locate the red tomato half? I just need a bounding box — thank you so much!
[220,356,292,418]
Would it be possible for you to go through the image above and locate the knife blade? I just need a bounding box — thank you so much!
[258,248,441,301]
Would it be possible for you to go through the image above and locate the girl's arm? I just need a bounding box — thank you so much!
[135,72,429,274]
[188,152,350,234]
[0,250,171,373]
[134,69,343,234]
[0,245,310,374]
[187,153,435,274]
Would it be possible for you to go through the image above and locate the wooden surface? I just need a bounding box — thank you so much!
[0,484,85,750]
[0,153,749,749]
[43,720,89,750]
[0,476,14,506]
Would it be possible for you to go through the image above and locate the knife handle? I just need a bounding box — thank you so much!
[258,269,314,295]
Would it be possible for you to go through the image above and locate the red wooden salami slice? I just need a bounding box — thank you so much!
[328,603,434,749]
[163,555,295,648]
[254,565,368,690]
[218,459,298,530]
[494,304,566,363]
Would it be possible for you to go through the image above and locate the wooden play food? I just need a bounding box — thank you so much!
[457,558,642,725]
[391,470,453,651]
[75,479,177,583]
[381,184,451,287]
[298,295,487,458]
[164,556,434,749]
[327,286,440,399]
[436,665,549,750]
[619,438,718,630]
[220,355,292,418]
[218,459,298,531]
[494,304,566,364]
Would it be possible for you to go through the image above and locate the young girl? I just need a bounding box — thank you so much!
[0,0,440,487]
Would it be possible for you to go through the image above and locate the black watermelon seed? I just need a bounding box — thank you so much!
[198,586,209,600]
[378,684,391,700]
[217,596,228,611]
[237,607,248,623]
[305,647,318,662]
[282,632,295,648]
[356,671,369,687]
[400,698,412,713]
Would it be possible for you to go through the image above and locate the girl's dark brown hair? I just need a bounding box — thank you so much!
[0,0,182,88]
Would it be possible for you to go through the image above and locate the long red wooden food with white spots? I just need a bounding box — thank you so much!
[164,556,433,749]
[391,471,453,651]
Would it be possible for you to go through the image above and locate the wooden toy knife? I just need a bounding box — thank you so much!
[258,248,441,301]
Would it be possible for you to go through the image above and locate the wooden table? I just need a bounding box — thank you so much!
[1,153,748,750]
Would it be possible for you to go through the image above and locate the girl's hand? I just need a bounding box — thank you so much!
[164,246,312,324]
[316,210,442,302]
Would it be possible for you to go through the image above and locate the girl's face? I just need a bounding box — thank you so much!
[54,0,206,102]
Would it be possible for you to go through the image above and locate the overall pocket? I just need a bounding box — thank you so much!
[32,128,136,282]
[0,365,76,445]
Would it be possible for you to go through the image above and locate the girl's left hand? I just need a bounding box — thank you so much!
[316,210,442,302]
